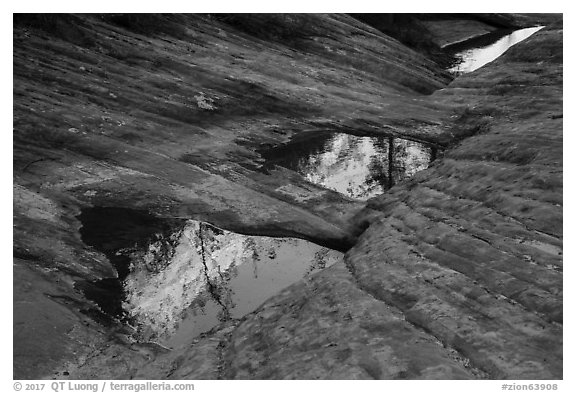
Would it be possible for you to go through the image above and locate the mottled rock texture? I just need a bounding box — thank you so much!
[13,14,562,379]
[209,22,562,380]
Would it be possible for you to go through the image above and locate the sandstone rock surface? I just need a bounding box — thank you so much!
[13,14,562,379]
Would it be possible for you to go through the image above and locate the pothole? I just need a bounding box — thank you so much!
[76,207,342,347]
[446,26,544,74]
[75,206,182,325]
[258,131,437,201]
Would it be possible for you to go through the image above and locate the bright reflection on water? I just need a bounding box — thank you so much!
[123,220,342,347]
[260,132,435,200]
[450,26,544,73]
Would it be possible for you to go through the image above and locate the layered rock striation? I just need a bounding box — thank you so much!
[13,14,562,379]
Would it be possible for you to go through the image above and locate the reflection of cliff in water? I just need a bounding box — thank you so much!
[259,132,436,200]
[123,220,342,348]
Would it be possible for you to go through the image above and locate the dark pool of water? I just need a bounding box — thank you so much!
[447,26,544,74]
[75,207,182,322]
[76,207,342,346]
[258,131,437,200]
[122,220,343,347]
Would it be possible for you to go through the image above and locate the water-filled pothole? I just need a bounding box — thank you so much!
[127,220,342,347]
[447,26,544,74]
[258,131,437,200]
[75,207,181,324]
[76,207,342,347]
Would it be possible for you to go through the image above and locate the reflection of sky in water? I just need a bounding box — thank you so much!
[450,26,544,73]
[261,133,434,200]
[124,220,342,348]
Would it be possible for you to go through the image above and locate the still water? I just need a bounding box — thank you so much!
[449,26,544,73]
[259,131,436,200]
[76,208,342,346]
[122,220,343,347]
